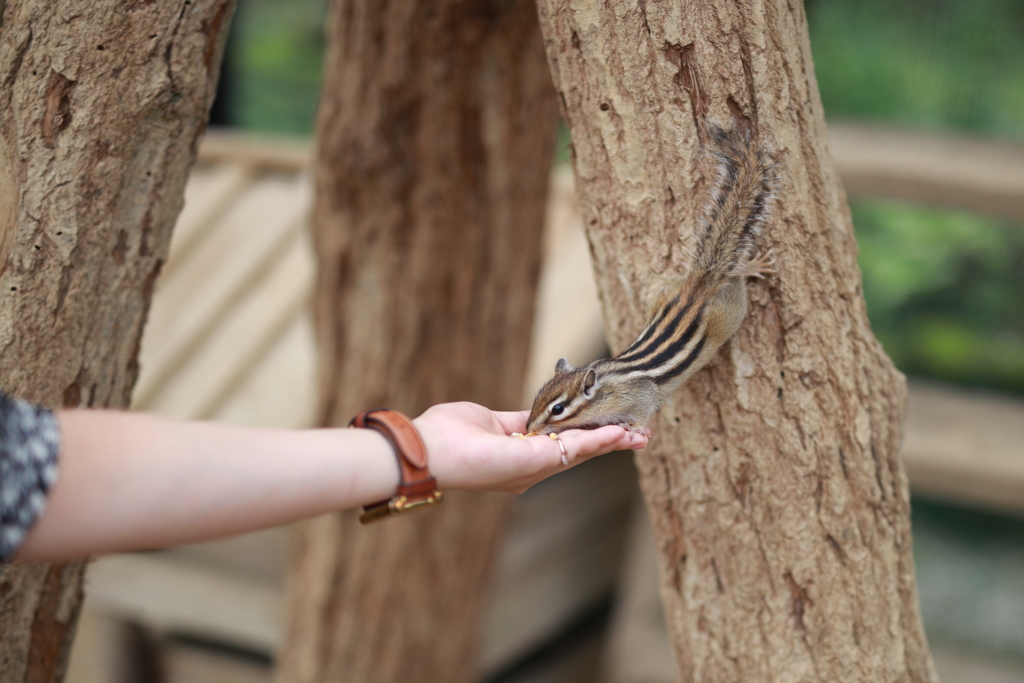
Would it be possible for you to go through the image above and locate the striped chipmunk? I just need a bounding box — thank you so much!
[525,125,776,435]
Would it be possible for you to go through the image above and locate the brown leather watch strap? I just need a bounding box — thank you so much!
[350,409,443,524]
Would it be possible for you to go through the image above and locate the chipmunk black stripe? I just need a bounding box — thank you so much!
[610,307,705,376]
[653,336,706,385]
[715,164,738,210]
[614,298,693,364]
[704,162,738,227]
[741,180,772,236]
[560,401,586,421]
[619,294,680,357]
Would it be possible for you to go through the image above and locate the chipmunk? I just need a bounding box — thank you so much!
[525,125,776,435]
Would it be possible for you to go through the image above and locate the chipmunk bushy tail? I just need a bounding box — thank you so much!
[691,125,776,288]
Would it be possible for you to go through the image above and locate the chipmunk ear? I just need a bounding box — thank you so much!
[555,357,573,373]
[582,368,597,398]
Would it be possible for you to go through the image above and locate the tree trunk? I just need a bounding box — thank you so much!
[275,1,557,682]
[535,2,936,682]
[0,1,233,679]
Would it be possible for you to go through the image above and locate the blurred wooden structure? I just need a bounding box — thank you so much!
[67,123,1024,683]
[830,123,1024,223]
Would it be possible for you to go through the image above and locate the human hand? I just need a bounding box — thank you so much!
[413,402,648,494]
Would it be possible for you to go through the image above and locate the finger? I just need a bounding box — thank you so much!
[512,424,646,479]
[492,410,530,435]
[505,431,574,472]
[571,425,648,458]
[610,429,648,450]
[554,425,626,463]
[509,426,645,492]
[551,433,569,466]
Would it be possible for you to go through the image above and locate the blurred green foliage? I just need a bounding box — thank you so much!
[855,200,1024,393]
[226,0,326,134]
[807,0,1024,141]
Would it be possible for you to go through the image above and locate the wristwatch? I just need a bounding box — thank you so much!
[349,408,444,524]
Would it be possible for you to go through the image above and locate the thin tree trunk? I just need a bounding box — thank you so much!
[0,1,233,679]
[275,1,557,681]
[535,1,936,681]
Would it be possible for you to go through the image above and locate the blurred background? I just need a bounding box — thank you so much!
[67,1,1024,682]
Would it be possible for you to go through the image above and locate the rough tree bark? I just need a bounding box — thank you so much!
[0,1,233,679]
[275,1,557,682]
[535,1,936,682]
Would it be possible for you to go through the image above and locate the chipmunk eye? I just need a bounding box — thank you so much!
[550,403,566,416]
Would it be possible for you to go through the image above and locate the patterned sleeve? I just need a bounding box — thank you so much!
[0,392,61,563]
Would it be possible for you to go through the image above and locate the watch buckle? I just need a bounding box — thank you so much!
[359,490,444,524]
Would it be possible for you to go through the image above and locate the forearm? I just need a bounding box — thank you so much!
[15,410,399,562]
[12,402,646,562]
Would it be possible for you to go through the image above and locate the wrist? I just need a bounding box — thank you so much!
[349,409,444,523]
[339,427,402,505]
[411,414,446,486]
